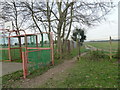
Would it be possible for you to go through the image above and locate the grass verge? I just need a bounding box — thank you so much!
[38,51,118,88]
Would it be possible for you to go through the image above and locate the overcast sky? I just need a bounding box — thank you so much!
[86,1,119,41]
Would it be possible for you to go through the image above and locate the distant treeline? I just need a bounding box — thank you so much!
[89,39,120,42]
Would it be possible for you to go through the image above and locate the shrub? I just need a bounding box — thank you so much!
[86,50,109,61]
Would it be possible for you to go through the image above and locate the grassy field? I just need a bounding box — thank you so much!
[38,51,118,88]
[85,41,118,52]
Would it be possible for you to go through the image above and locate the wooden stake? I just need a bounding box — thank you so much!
[109,36,112,59]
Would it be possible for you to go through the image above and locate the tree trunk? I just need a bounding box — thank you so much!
[65,3,73,40]
[57,34,62,59]
[47,1,51,41]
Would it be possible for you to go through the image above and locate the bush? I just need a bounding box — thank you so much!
[86,50,109,61]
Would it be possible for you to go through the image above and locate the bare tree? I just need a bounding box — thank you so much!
[0,0,115,58]
[23,0,114,58]
[1,1,29,33]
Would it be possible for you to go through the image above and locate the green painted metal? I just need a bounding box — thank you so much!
[0,33,51,64]
[0,50,9,61]
[27,49,51,73]
[0,36,9,61]
[10,49,21,60]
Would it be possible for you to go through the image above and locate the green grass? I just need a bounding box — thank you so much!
[85,41,118,51]
[2,70,23,88]
[38,51,118,88]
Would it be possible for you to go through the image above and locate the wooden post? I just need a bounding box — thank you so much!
[8,37,12,61]
[36,35,38,47]
[109,36,112,59]
[68,40,70,53]
[78,41,81,57]
[77,39,80,59]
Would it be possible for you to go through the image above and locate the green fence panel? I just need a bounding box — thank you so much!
[0,50,9,61]
[10,49,21,60]
[27,49,51,73]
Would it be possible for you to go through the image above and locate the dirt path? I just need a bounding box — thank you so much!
[13,53,86,88]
